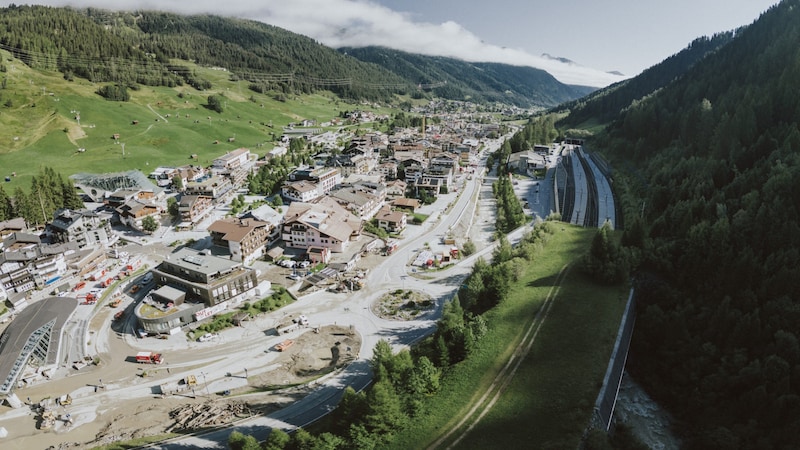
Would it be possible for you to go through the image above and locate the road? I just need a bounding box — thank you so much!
[0,136,542,449]
[140,140,505,449]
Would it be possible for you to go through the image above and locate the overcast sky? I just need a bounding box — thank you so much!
[1,0,781,87]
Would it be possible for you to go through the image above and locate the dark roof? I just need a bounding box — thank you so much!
[0,297,78,394]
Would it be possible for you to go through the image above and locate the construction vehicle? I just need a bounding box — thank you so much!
[38,409,56,429]
[185,375,197,386]
[135,351,164,364]
[82,293,97,305]
[275,339,294,351]
[89,269,106,282]
[56,394,72,406]
[109,298,122,308]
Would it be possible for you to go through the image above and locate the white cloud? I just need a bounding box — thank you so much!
[10,0,627,87]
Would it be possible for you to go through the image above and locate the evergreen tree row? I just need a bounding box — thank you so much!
[588,1,800,447]
[0,166,84,226]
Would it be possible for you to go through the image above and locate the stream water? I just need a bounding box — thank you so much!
[614,373,682,449]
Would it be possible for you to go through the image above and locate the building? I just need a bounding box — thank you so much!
[211,148,256,187]
[393,198,421,212]
[212,148,251,172]
[177,195,213,229]
[47,209,116,248]
[282,198,362,253]
[0,233,74,295]
[384,179,407,198]
[375,206,407,233]
[0,218,27,240]
[242,204,284,246]
[138,248,259,334]
[281,181,321,203]
[184,175,234,201]
[116,199,162,232]
[287,167,340,195]
[328,182,386,220]
[207,217,272,264]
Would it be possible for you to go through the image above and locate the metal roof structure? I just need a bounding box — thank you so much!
[0,297,78,396]
[70,170,162,202]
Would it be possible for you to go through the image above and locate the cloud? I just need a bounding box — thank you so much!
[11,0,626,87]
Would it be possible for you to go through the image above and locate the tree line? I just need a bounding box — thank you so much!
[0,5,414,102]
[0,167,84,226]
[229,218,563,449]
[589,1,800,447]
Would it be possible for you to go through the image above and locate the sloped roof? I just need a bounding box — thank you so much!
[207,218,269,243]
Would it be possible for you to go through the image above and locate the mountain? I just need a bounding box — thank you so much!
[588,1,800,447]
[556,30,738,129]
[0,5,412,101]
[0,6,586,109]
[340,46,594,108]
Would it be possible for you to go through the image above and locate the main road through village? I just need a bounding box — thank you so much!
[147,141,519,449]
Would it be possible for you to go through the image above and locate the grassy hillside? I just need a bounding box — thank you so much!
[0,50,392,190]
[388,225,629,449]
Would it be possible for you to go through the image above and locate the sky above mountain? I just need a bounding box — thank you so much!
[2,0,780,87]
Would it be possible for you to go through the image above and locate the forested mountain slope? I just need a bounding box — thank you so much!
[0,5,583,108]
[340,46,593,108]
[557,30,738,129]
[0,5,411,101]
[594,1,800,447]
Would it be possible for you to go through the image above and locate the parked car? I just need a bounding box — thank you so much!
[279,260,296,268]
[197,333,219,342]
[298,261,311,268]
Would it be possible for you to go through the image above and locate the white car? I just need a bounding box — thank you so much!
[297,261,311,268]
[197,333,219,342]
[280,260,296,268]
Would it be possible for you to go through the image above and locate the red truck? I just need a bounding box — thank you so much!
[135,351,164,364]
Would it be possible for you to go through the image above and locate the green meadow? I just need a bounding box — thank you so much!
[0,53,395,190]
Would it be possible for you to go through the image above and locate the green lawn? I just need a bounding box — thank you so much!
[388,225,630,449]
[0,53,395,191]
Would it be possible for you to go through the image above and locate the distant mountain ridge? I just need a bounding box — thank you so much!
[0,5,590,108]
[340,46,594,108]
[556,30,738,128]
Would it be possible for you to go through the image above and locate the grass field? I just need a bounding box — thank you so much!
[0,50,396,191]
[388,225,630,449]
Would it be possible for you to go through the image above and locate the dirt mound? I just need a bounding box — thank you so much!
[373,289,435,320]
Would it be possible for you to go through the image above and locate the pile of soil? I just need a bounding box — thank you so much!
[77,325,360,449]
[373,289,435,320]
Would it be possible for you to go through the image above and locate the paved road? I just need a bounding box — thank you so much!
[142,145,499,449]
[567,147,589,226]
